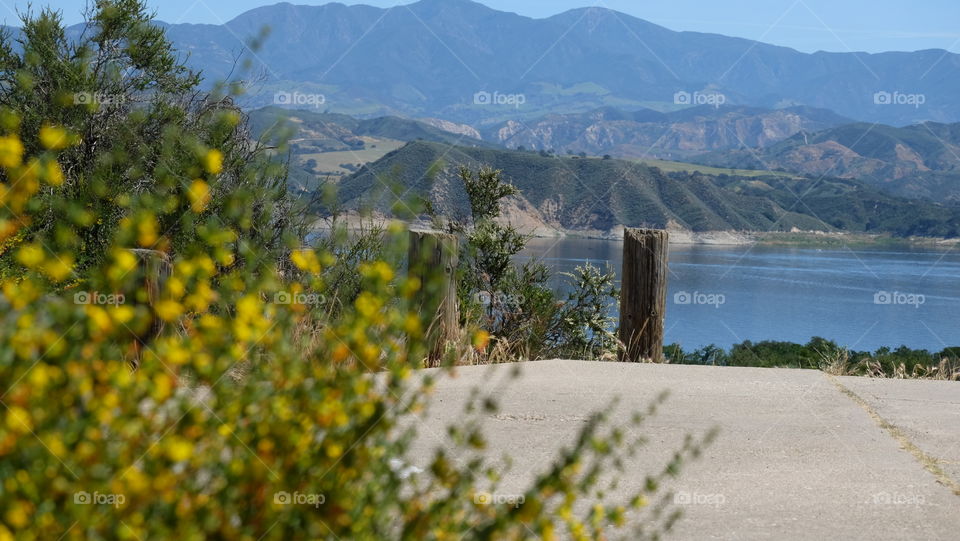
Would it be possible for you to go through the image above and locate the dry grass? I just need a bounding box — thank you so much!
[867,358,960,381]
[816,346,854,376]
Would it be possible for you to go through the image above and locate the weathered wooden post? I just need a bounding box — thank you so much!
[619,228,668,362]
[129,249,172,368]
[408,230,459,367]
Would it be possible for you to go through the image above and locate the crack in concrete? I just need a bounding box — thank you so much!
[826,374,960,497]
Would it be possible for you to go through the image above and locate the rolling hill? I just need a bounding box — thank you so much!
[691,122,960,200]
[332,141,960,238]
[248,107,494,185]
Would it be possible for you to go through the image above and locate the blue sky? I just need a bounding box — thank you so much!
[5,0,959,54]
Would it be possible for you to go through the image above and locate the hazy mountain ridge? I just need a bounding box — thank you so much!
[47,0,958,125]
[485,105,853,160]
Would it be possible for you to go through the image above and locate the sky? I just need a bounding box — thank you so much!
[4,0,960,54]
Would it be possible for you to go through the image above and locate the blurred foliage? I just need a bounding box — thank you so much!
[666,338,960,379]
[0,2,715,540]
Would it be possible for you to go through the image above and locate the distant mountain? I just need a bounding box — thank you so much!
[130,0,960,125]
[334,141,960,237]
[485,105,852,160]
[692,122,960,201]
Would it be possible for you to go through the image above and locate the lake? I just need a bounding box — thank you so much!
[518,237,960,352]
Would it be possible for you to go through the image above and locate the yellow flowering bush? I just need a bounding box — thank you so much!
[0,2,715,539]
[0,114,717,539]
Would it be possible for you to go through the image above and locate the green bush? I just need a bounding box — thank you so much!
[0,3,715,540]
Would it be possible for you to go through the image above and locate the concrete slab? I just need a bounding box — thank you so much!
[837,376,960,490]
[405,360,960,540]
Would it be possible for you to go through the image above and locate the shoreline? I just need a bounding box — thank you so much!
[312,217,960,249]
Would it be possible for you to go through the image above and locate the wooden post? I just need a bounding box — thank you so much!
[408,230,459,367]
[619,228,668,362]
[129,249,172,368]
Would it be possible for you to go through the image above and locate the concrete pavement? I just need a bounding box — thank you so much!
[406,360,960,540]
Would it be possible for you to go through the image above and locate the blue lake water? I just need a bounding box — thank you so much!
[518,238,960,352]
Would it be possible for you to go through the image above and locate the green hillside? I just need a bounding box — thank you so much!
[692,121,960,200]
[334,142,960,237]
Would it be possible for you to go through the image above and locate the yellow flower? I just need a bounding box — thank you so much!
[44,160,64,186]
[110,304,135,325]
[137,214,158,247]
[472,330,490,351]
[187,179,211,213]
[113,249,138,273]
[123,467,150,494]
[41,254,74,282]
[44,434,67,458]
[39,124,70,150]
[154,299,183,322]
[202,149,223,175]
[86,305,113,333]
[165,437,193,462]
[15,243,44,268]
[153,373,173,401]
[326,443,343,459]
[290,248,321,273]
[3,501,29,529]
[5,406,32,434]
[0,135,24,168]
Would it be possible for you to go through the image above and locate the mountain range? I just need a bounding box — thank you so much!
[129,0,960,126]
[483,105,852,160]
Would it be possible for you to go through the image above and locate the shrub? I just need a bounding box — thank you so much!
[441,165,621,362]
[0,3,714,539]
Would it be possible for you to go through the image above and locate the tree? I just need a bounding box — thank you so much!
[0,1,295,277]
